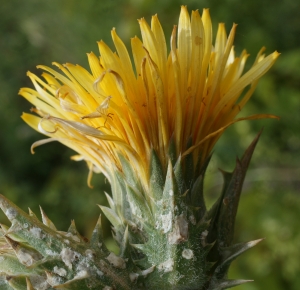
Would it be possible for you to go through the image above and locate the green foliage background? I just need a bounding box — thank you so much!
[0,0,299,289]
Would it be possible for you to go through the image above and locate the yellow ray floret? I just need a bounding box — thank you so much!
[19,6,279,190]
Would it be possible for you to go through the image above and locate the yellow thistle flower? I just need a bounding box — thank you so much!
[20,6,279,190]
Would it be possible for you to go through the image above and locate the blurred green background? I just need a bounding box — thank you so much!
[0,0,299,289]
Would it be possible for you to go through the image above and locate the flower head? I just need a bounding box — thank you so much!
[20,6,279,189]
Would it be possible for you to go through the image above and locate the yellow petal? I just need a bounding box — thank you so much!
[178,5,191,95]
[87,52,104,78]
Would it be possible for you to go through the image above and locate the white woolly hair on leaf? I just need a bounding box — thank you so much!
[157,258,174,273]
[106,252,126,269]
[5,208,17,220]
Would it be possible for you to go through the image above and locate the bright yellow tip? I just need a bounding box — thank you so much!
[19,7,279,189]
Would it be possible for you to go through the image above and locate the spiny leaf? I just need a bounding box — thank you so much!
[173,155,186,195]
[0,195,66,257]
[89,215,108,253]
[119,226,129,258]
[126,184,153,224]
[67,220,86,244]
[99,206,122,229]
[118,154,143,194]
[190,174,206,220]
[149,149,164,201]
[104,192,116,212]
[218,131,262,247]
[114,171,133,221]
[161,160,176,213]
[205,132,262,281]
[213,239,263,280]
[0,197,134,290]
[217,160,243,246]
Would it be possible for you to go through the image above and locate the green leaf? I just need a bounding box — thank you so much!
[149,149,164,201]
[160,161,176,215]
[89,215,108,253]
[126,184,153,224]
[118,154,143,194]
[173,155,186,195]
[218,131,262,247]
[114,171,133,221]
[104,192,116,212]
[98,206,122,229]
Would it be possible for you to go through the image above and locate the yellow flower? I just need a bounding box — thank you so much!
[20,6,279,190]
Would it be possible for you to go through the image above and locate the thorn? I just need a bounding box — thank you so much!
[67,220,87,243]
[45,271,62,287]
[89,215,108,253]
[4,235,19,251]
[217,279,254,289]
[26,277,35,290]
[221,238,264,263]
[40,206,57,230]
[28,208,38,220]
[120,226,129,258]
